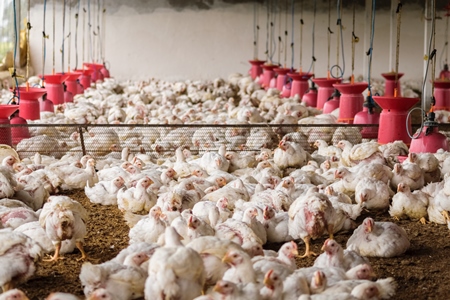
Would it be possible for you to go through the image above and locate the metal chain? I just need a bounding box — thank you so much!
[26,0,30,80]
[351,0,356,79]
[42,0,47,82]
[68,0,72,72]
[395,1,402,87]
[265,0,269,61]
[52,0,55,74]
[431,0,436,97]
[278,2,282,66]
[75,0,80,69]
[299,0,303,71]
[62,0,66,73]
[284,0,288,67]
[327,0,332,77]
[102,0,106,63]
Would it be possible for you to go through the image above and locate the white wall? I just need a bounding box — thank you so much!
[28,2,446,83]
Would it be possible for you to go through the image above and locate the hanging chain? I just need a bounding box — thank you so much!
[336,0,342,78]
[431,0,436,98]
[82,0,85,65]
[299,0,303,72]
[446,10,449,66]
[75,0,80,69]
[102,1,106,63]
[351,0,359,81]
[290,0,294,69]
[395,1,402,89]
[265,0,269,62]
[26,0,31,81]
[253,2,257,59]
[52,0,56,74]
[42,0,47,82]
[68,0,72,72]
[269,0,275,64]
[277,2,282,66]
[283,0,288,67]
[311,0,316,75]
[62,0,66,73]
[327,0,332,78]
[97,0,101,63]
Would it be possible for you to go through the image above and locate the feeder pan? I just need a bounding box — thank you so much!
[409,113,449,153]
[333,82,367,124]
[373,95,420,145]
[0,105,19,146]
[312,77,342,109]
[76,68,94,90]
[433,79,450,111]
[261,64,278,89]
[248,59,266,80]
[10,111,30,145]
[15,87,47,120]
[59,71,81,98]
[40,74,70,105]
[100,63,110,78]
[289,72,314,99]
[274,67,294,98]
[302,85,318,107]
[353,103,380,139]
[40,95,55,113]
[64,88,74,103]
[84,63,105,82]
[381,72,404,97]
[323,90,340,114]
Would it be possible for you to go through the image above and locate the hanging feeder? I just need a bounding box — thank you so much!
[0,105,19,146]
[410,112,449,152]
[84,63,104,83]
[333,82,366,124]
[381,72,404,96]
[76,68,94,90]
[288,72,313,99]
[39,74,70,106]
[302,83,317,107]
[61,71,82,98]
[433,79,450,111]
[312,77,341,109]
[323,88,340,114]
[15,87,47,120]
[274,67,294,94]
[249,60,266,80]
[353,97,381,139]
[10,110,30,145]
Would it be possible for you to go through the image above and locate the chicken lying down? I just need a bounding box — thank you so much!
[0,231,42,292]
[273,140,309,171]
[313,238,369,271]
[85,176,126,205]
[39,195,88,261]
[389,183,429,223]
[117,176,155,213]
[346,217,410,258]
[0,289,30,300]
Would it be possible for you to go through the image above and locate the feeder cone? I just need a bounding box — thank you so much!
[100,63,111,78]
[248,59,266,80]
[323,90,340,114]
[373,95,420,145]
[381,72,404,97]
[439,64,450,80]
[15,87,47,120]
[10,111,30,145]
[39,74,70,105]
[353,101,380,139]
[289,72,314,99]
[261,64,278,89]
[312,77,342,109]
[333,82,367,124]
[409,112,449,153]
[433,79,450,111]
[0,105,19,146]
[302,84,318,107]
[59,71,81,97]
[40,94,55,113]
[84,63,105,82]
[76,68,94,90]
[275,68,295,98]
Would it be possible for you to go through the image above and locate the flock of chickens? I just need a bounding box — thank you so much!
[0,72,449,300]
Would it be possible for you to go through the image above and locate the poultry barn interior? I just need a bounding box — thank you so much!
[1,0,450,299]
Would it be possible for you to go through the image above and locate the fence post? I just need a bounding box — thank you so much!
[78,126,86,156]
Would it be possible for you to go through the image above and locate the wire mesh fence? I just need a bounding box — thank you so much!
[1,123,449,160]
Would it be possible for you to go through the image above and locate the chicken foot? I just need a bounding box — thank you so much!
[2,281,13,293]
[300,236,318,258]
[419,217,428,225]
[43,243,64,262]
[442,210,450,222]
[76,241,87,261]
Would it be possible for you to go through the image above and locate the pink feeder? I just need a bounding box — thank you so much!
[439,64,450,80]
[433,80,450,111]
[40,93,55,113]
[64,89,74,103]
[77,80,85,94]
[261,64,278,89]
[84,63,105,82]
[15,87,47,120]
[353,103,380,139]
[373,95,420,145]
[77,68,94,90]
[0,105,19,146]
[409,115,449,153]
[312,77,342,109]
[248,60,266,80]
[302,85,318,107]
[274,67,295,98]
[61,72,82,97]
[100,63,110,78]
[40,74,70,105]
[289,72,314,99]
[10,111,30,145]
[381,72,403,97]
[323,90,340,114]
[333,82,367,124]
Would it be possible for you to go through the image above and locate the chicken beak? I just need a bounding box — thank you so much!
[252,210,258,217]
[222,252,232,264]
[263,269,274,288]
[187,216,195,228]
[263,207,269,219]
[334,170,340,179]
[213,283,223,293]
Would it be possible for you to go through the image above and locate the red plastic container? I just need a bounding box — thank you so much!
[433,80,450,111]
[84,63,105,82]
[373,95,420,145]
[312,77,342,109]
[302,87,318,107]
[40,74,69,105]
[10,112,30,145]
[0,105,19,146]
[381,72,403,97]
[15,87,47,120]
[410,125,449,153]
[289,72,313,99]
[61,72,82,97]
[40,94,55,113]
[100,64,110,78]
[261,64,278,89]
[248,60,266,80]
[333,82,367,124]
[353,105,380,139]
[77,68,94,90]
[323,93,340,114]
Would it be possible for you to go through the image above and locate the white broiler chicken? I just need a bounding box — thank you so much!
[222,248,256,284]
[390,162,424,191]
[314,139,342,159]
[260,269,284,300]
[346,217,410,257]
[429,173,450,227]
[192,197,229,227]
[0,156,21,199]
[225,151,257,172]
[45,292,79,300]
[389,182,429,223]
[85,176,126,205]
[241,207,267,245]
[128,206,167,244]
[145,226,206,300]
[405,152,440,184]
[0,231,41,292]
[313,238,369,271]
[46,158,98,190]
[39,195,88,261]
[337,140,385,167]
[288,188,336,257]
[117,176,155,213]
[202,178,250,209]
[379,140,409,167]
[273,140,308,171]
[0,206,39,229]
[211,280,261,300]
[0,289,30,300]
[262,206,292,243]
[354,177,392,211]
[215,217,263,247]
[250,176,295,212]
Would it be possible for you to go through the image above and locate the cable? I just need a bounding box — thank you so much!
[366,0,376,108]
[330,0,345,79]
[75,0,80,69]
[42,0,47,83]
[62,0,66,74]
[290,0,294,69]
[12,0,20,103]
[306,0,317,74]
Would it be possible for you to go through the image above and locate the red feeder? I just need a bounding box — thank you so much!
[40,74,70,105]
[323,90,340,114]
[410,112,448,153]
[10,111,30,145]
[248,60,266,80]
[77,68,94,90]
[373,95,420,145]
[84,63,105,82]
[0,105,19,146]
[289,72,314,99]
[40,93,55,113]
[312,77,342,109]
[381,72,403,97]
[439,64,450,80]
[61,71,82,98]
[100,63,111,78]
[333,82,367,124]
[15,87,47,120]
[274,67,294,98]
[302,84,318,107]
[353,102,380,139]
[261,64,278,89]
[433,79,450,111]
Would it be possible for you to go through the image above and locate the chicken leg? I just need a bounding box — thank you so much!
[300,236,318,258]
[2,281,13,293]
[43,243,63,262]
[76,241,87,261]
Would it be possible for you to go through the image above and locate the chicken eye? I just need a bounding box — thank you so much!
[273,276,278,280]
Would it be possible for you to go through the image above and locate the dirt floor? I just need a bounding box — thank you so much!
[18,189,450,300]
